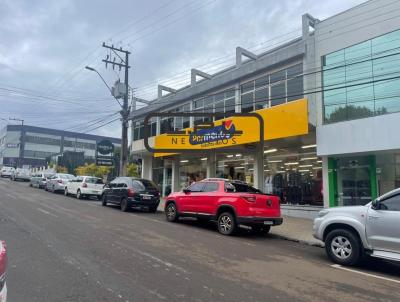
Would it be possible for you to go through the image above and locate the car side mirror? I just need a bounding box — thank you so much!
[371,199,380,210]
[183,188,191,194]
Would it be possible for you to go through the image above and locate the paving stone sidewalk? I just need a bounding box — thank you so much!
[270,216,324,247]
[158,199,323,247]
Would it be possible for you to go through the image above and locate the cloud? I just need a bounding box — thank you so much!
[0,0,366,138]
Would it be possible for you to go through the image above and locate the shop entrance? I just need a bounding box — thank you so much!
[330,155,377,207]
[338,165,371,206]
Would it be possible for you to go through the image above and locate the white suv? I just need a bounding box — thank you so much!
[314,188,400,266]
[65,176,104,199]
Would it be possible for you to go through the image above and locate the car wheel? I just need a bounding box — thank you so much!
[217,212,237,236]
[29,183,32,187]
[325,229,362,266]
[101,194,107,206]
[252,225,271,234]
[165,202,178,222]
[76,190,82,199]
[120,198,129,212]
[64,188,69,196]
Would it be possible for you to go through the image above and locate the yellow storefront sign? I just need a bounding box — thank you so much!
[153,98,308,157]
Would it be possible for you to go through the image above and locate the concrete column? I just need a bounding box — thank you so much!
[234,83,241,113]
[206,151,216,178]
[322,156,329,208]
[253,146,264,190]
[171,156,180,192]
[141,154,153,180]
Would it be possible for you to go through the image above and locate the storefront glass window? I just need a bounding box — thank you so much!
[216,153,254,185]
[264,148,323,206]
[323,29,400,123]
[152,158,172,197]
[179,158,207,189]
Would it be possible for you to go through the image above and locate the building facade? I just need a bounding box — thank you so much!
[0,124,121,168]
[314,0,400,208]
[130,0,400,218]
[130,13,323,218]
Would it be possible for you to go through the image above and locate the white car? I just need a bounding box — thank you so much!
[314,188,400,266]
[0,167,14,178]
[65,176,104,199]
[10,168,30,181]
[46,173,75,193]
[0,241,7,302]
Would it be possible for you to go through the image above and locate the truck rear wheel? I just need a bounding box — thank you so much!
[217,212,237,236]
[325,229,362,266]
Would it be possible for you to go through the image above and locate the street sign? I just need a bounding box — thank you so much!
[97,140,114,156]
[96,158,114,166]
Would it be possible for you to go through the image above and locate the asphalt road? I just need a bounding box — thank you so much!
[1,178,400,302]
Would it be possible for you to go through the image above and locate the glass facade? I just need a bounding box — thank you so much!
[264,147,323,206]
[179,158,207,189]
[240,63,303,112]
[323,29,400,123]
[216,153,255,184]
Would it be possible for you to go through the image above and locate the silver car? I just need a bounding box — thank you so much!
[314,188,400,266]
[45,173,75,193]
[10,168,30,181]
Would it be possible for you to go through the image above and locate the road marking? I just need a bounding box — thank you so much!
[331,264,400,284]
[6,194,16,199]
[37,207,59,218]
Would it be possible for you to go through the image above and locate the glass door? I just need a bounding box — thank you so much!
[338,165,371,206]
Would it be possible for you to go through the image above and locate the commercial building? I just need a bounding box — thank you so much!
[314,0,400,208]
[130,12,322,217]
[130,0,400,218]
[0,124,121,168]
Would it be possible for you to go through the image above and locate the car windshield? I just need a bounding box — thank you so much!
[85,177,104,184]
[229,182,263,194]
[59,174,74,179]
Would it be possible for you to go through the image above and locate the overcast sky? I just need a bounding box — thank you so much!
[0,0,365,138]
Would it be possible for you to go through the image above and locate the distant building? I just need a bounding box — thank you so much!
[0,124,121,168]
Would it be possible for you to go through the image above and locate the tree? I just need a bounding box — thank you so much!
[56,166,68,173]
[74,163,112,178]
[127,163,139,177]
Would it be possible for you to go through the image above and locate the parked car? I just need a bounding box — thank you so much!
[313,188,400,266]
[101,177,160,212]
[0,241,7,302]
[45,173,75,193]
[30,173,54,189]
[65,176,104,199]
[10,168,30,181]
[165,179,283,235]
[0,167,14,178]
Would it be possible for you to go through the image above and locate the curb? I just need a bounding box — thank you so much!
[271,233,325,248]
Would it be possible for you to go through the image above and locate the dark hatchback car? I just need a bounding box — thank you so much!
[101,177,160,212]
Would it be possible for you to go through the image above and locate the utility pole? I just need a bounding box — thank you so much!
[9,118,24,168]
[101,43,131,176]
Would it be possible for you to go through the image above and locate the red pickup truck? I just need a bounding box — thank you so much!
[165,179,283,235]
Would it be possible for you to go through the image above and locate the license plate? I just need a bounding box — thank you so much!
[263,221,273,225]
[142,195,152,200]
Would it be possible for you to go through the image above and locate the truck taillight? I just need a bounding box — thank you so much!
[127,188,135,197]
[82,183,87,188]
[241,195,256,203]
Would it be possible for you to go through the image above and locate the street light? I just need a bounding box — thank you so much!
[84,66,122,107]
[85,65,127,176]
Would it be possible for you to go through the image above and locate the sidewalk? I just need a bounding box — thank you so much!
[159,200,323,247]
[270,216,324,247]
